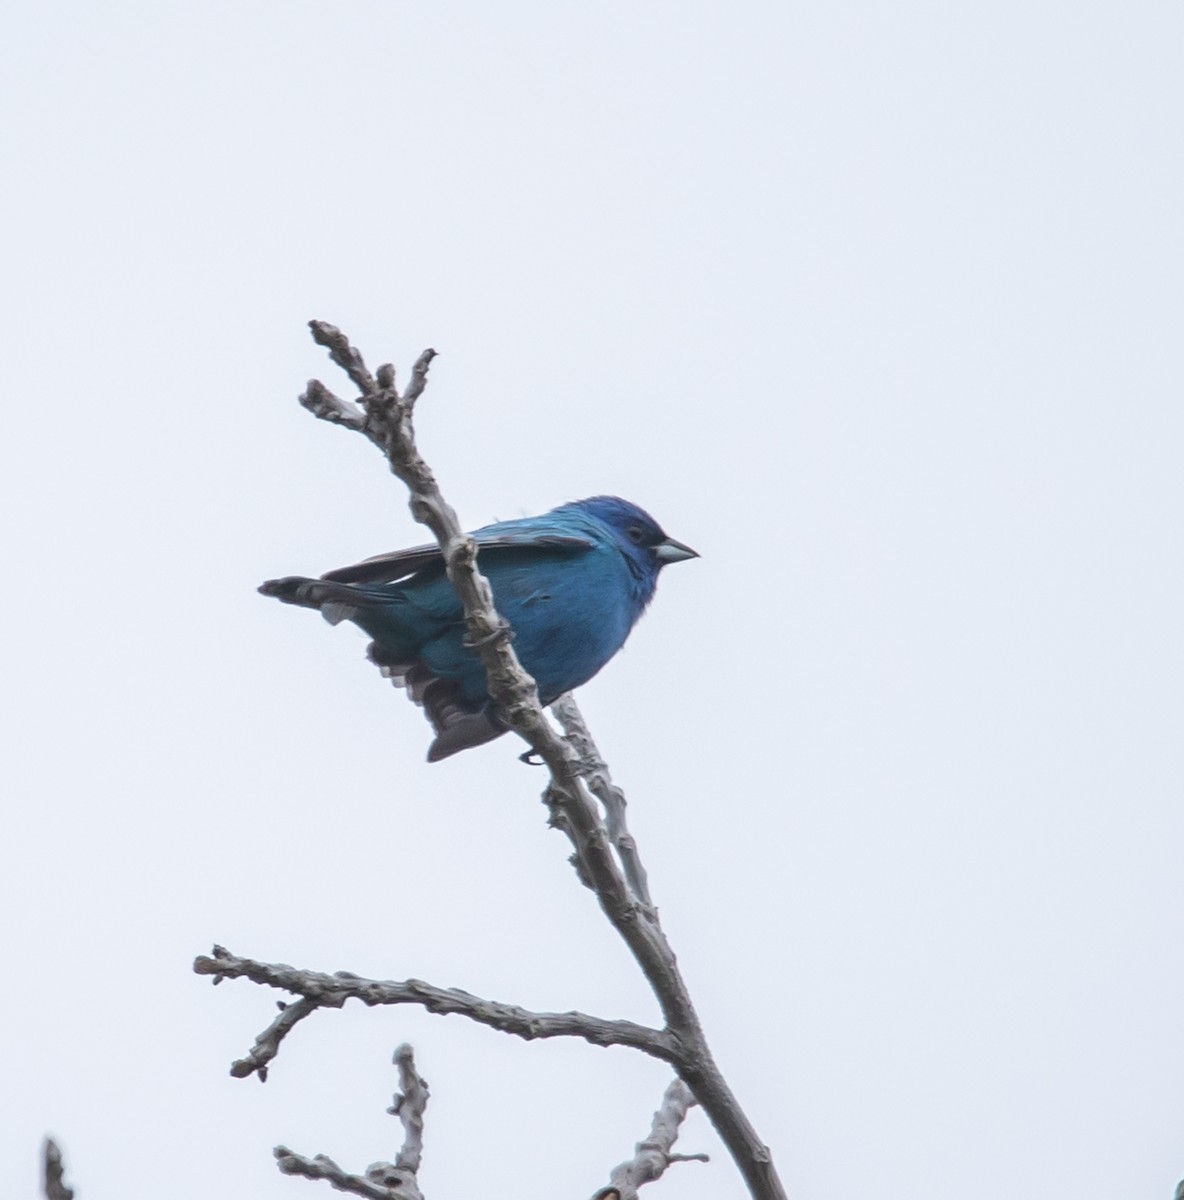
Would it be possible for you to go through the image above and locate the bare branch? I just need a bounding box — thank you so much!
[275,1148,402,1200]
[309,320,378,395]
[300,379,365,430]
[230,995,320,1081]
[42,1139,74,1200]
[402,348,437,411]
[275,1044,431,1200]
[271,323,787,1200]
[552,693,653,908]
[390,1043,429,1176]
[592,1079,706,1200]
[194,944,674,1079]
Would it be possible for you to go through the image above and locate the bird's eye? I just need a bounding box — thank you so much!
[626,525,646,544]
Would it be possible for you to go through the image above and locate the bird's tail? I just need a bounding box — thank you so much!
[258,576,388,626]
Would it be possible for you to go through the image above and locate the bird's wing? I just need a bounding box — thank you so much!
[320,542,448,584]
[320,526,595,585]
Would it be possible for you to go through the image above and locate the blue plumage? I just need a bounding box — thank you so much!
[260,496,697,760]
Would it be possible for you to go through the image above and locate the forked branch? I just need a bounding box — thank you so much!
[199,322,784,1200]
[592,1079,707,1200]
[194,944,674,1080]
[276,1044,431,1200]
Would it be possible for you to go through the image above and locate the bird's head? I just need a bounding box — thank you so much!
[571,496,699,572]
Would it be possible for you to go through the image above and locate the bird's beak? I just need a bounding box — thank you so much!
[654,537,699,565]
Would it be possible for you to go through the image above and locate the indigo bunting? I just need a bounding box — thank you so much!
[260,496,697,760]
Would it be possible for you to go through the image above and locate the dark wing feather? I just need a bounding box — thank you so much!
[321,542,443,584]
[320,532,594,585]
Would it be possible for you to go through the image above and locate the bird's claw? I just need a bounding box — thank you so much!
[519,750,545,766]
[462,621,515,650]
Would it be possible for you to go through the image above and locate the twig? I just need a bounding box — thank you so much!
[309,321,377,395]
[43,1139,74,1200]
[593,1079,707,1200]
[194,944,674,1079]
[275,1149,401,1200]
[229,994,320,1081]
[275,1044,430,1200]
[301,379,365,430]
[390,1044,429,1176]
[551,693,653,908]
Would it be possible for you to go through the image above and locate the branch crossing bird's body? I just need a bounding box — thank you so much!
[260,496,697,760]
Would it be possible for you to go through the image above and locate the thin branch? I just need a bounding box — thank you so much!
[390,1044,429,1174]
[309,320,378,395]
[275,1149,402,1200]
[230,994,321,1081]
[42,1139,74,1200]
[300,379,365,430]
[276,1043,430,1200]
[291,321,785,1200]
[401,349,437,411]
[194,944,674,1079]
[551,693,653,908]
[593,1079,707,1200]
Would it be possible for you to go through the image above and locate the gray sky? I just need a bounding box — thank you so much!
[3,3,1182,1198]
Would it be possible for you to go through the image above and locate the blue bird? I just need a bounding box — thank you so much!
[260,496,698,761]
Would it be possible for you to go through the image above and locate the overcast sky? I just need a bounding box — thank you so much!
[3,3,1183,1199]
